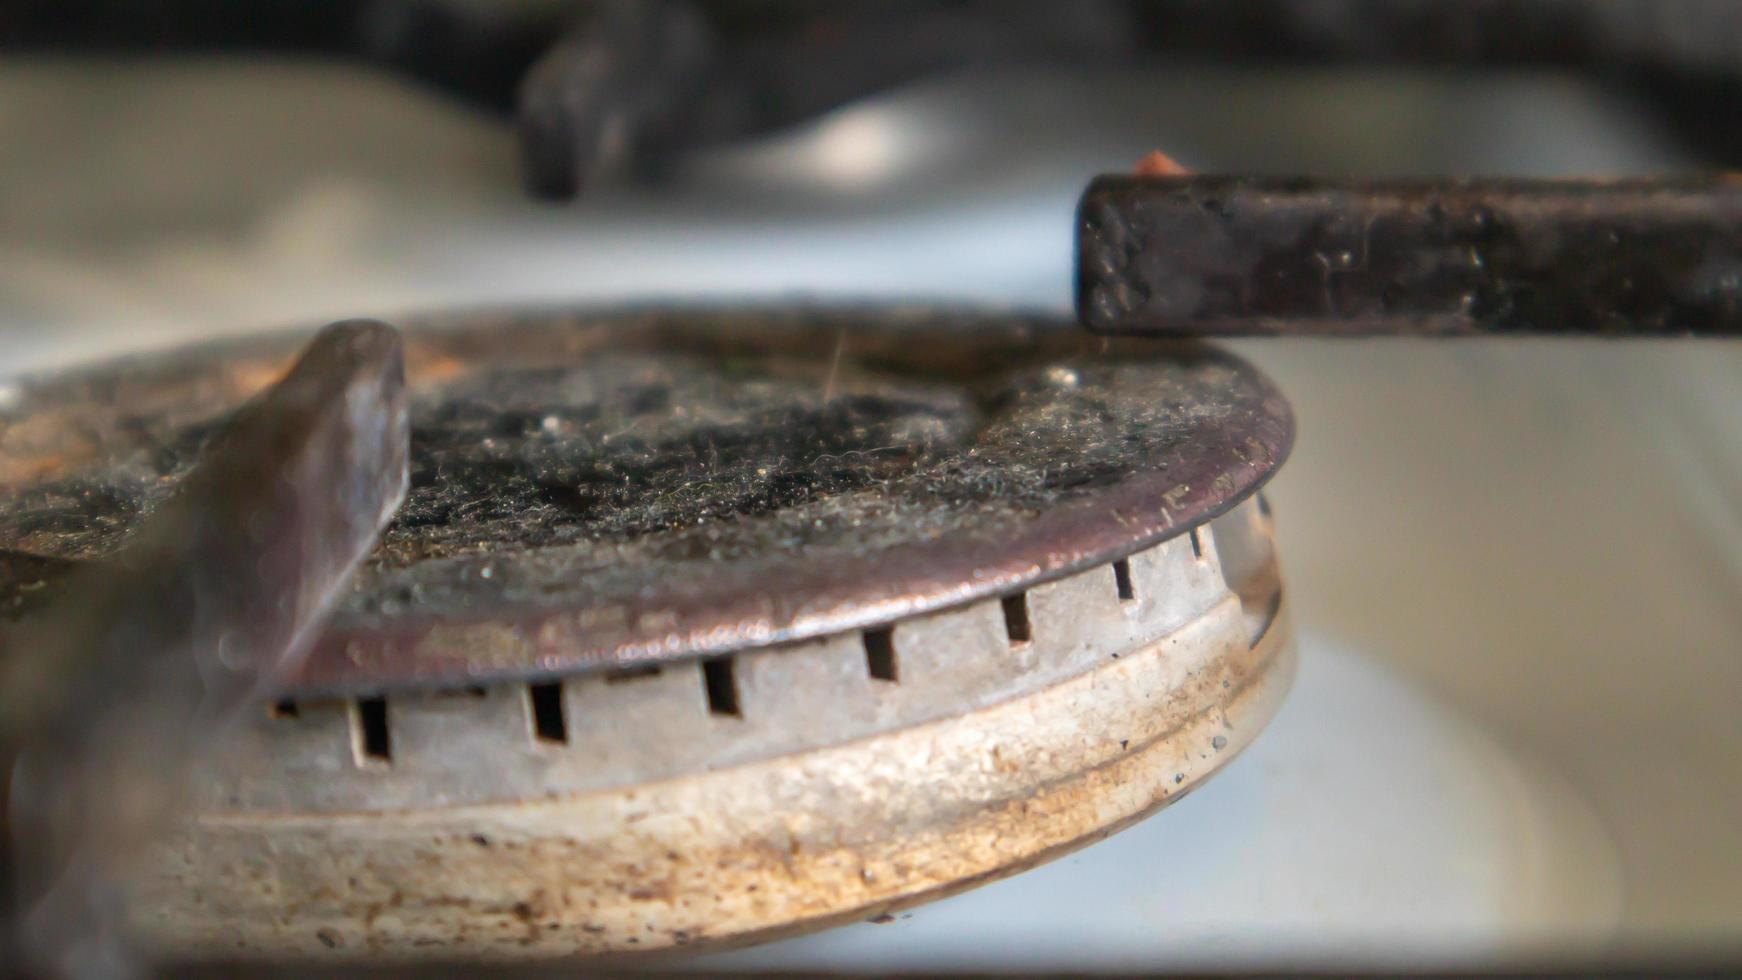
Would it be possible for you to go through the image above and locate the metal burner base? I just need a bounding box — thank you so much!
[136,497,1289,960]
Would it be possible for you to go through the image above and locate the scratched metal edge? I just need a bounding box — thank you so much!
[0,305,1292,695]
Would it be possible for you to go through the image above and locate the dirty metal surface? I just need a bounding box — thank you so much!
[142,580,1295,959]
[0,307,1291,693]
[1079,175,1742,337]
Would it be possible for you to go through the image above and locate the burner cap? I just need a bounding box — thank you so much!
[0,307,1291,693]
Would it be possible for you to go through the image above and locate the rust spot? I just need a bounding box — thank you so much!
[626,879,674,903]
[1134,150,1189,177]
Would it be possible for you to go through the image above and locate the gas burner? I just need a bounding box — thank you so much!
[0,307,1292,959]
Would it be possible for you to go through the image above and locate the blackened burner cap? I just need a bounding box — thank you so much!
[0,307,1292,693]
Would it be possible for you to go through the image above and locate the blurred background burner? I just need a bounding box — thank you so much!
[13,0,1742,197]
